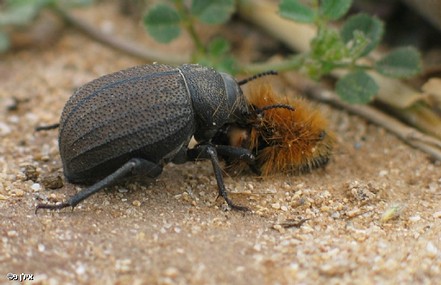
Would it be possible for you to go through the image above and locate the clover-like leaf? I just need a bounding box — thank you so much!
[374,47,421,78]
[0,32,10,53]
[320,0,352,21]
[336,70,378,104]
[341,13,384,57]
[279,0,315,23]
[143,4,181,44]
[191,0,235,24]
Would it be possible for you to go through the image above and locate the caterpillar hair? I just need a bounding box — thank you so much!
[217,81,335,176]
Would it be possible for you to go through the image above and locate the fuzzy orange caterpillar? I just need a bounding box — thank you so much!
[219,82,334,176]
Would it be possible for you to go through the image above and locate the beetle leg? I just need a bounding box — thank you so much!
[187,144,249,211]
[35,158,162,213]
[189,144,255,164]
[35,123,60,131]
[215,145,261,175]
[196,144,261,175]
[214,145,255,165]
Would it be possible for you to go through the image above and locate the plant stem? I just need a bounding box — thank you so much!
[52,6,189,64]
[241,54,306,74]
[174,0,205,57]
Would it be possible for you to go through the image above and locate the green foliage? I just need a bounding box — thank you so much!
[191,0,235,24]
[279,0,352,23]
[0,32,10,53]
[143,4,181,44]
[2,0,420,105]
[0,0,54,26]
[0,0,93,26]
[336,70,378,104]
[143,0,236,73]
[0,0,93,52]
[278,0,421,104]
[308,28,347,78]
[279,0,314,23]
[141,0,422,103]
[320,0,352,21]
[340,13,384,57]
[198,37,237,73]
[374,47,421,78]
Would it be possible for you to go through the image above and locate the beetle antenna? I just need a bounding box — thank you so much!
[35,123,60,131]
[256,104,295,116]
[238,70,278,86]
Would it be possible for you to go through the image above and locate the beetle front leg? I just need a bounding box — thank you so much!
[213,145,261,175]
[214,145,255,165]
[35,158,162,213]
[187,144,249,211]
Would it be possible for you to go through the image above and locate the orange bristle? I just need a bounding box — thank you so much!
[229,82,335,176]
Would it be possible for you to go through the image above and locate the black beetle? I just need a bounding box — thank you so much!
[35,63,276,212]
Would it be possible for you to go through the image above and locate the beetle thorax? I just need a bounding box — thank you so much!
[178,65,248,142]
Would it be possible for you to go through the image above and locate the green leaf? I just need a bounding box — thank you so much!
[58,0,94,7]
[279,0,315,23]
[340,13,384,57]
[197,55,237,74]
[0,32,10,53]
[336,70,378,104]
[198,37,237,74]
[207,37,230,57]
[143,4,181,44]
[320,0,352,20]
[346,30,370,59]
[311,28,347,62]
[191,0,235,24]
[374,47,421,78]
[0,0,46,26]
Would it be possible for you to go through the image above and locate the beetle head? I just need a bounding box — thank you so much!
[220,72,250,123]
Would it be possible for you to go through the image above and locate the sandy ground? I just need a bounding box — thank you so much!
[1,4,441,285]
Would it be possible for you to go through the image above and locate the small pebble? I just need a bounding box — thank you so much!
[118,188,128,193]
[426,242,438,257]
[76,264,86,275]
[0,121,12,135]
[380,204,403,222]
[12,189,25,197]
[346,208,361,218]
[273,224,285,233]
[31,183,41,191]
[37,244,45,252]
[271,203,281,210]
[433,211,441,218]
[41,174,63,189]
[164,267,179,278]
[409,215,421,222]
[22,165,39,182]
[7,230,18,237]
[253,243,262,252]
[115,259,132,272]
[132,200,141,207]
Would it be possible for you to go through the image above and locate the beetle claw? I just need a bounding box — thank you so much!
[35,202,73,214]
[227,202,249,212]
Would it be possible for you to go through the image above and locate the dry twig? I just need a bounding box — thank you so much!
[302,82,441,161]
[54,7,189,64]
